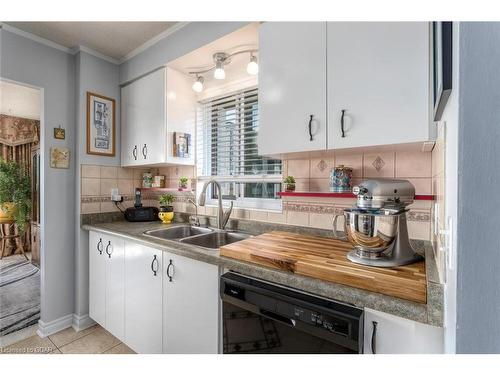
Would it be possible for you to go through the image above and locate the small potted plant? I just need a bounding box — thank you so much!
[283,176,296,192]
[158,193,175,224]
[0,158,31,234]
[178,177,189,190]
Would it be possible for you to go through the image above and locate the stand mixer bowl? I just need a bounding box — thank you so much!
[334,208,400,253]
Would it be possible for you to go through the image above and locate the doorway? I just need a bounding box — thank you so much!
[0,79,42,342]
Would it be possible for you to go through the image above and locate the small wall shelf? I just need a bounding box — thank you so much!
[137,187,192,193]
[277,191,434,200]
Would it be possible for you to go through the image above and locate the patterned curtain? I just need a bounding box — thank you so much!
[0,115,40,255]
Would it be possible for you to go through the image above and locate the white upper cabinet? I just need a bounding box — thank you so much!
[257,22,431,156]
[258,22,327,156]
[327,22,430,149]
[121,67,196,167]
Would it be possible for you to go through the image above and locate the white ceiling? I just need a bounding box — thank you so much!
[0,80,41,120]
[5,22,180,60]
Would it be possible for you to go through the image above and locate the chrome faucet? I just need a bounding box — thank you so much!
[198,179,233,230]
[187,198,200,227]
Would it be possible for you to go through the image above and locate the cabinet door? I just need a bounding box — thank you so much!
[103,236,125,341]
[327,22,430,149]
[89,231,105,327]
[121,83,140,167]
[165,67,196,166]
[258,22,327,155]
[125,243,163,353]
[136,68,167,165]
[121,68,166,166]
[364,308,443,354]
[163,253,219,353]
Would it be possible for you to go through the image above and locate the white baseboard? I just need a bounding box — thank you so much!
[72,314,96,332]
[36,314,73,337]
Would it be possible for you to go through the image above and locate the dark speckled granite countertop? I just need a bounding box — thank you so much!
[81,214,443,327]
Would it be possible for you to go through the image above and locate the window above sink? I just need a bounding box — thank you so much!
[196,87,282,211]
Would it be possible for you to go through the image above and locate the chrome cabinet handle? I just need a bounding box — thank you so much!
[97,239,103,255]
[371,321,378,354]
[166,259,174,282]
[105,241,112,258]
[341,109,346,138]
[151,255,159,276]
[142,144,147,159]
[308,114,314,141]
[133,145,138,160]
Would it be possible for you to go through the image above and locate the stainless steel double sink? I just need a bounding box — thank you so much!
[143,225,251,250]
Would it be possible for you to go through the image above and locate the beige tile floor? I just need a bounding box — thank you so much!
[0,325,135,354]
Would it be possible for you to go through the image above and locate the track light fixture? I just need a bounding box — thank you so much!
[246,54,259,75]
[192,75,204,93]
[189,48,258,92]
[213,53,227,80]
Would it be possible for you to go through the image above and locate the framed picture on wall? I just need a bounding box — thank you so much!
[86,92,115,156]
[433,21,453,121]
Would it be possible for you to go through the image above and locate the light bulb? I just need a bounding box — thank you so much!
[192,76,204,93]
[247,55,259,75]
[214,61,225,80]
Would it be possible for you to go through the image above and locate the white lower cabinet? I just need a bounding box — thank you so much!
[364,308,443,354]
[124,242,163,354]
[88,232,125,341]
[162,253,219,354]
[89,231,220,354]
[89,232,106,328]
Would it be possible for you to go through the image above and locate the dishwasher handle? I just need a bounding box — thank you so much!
[260,309,296,327]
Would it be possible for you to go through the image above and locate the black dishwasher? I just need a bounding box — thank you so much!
[220,272,364,354]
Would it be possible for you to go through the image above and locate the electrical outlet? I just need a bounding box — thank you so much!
[441,216,454,271]
[110,188,123,202]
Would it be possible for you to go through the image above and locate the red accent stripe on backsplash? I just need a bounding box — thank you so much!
[277,191,435,200]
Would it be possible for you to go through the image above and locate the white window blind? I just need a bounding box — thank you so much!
[197,87,282,209]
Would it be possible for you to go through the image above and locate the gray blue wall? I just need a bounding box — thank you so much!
[74,51,121,319]
[0,28,122,328]
[0,28,76,325]
[455,22,500,353]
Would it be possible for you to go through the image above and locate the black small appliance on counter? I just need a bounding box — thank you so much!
[124,190,159,222]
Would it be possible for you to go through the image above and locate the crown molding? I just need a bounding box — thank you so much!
[118,22,189,64]
[0,22,72,54]
[1,21,189,65]
[72,45,119,65]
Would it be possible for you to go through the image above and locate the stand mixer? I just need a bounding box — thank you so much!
[333,179,423,267]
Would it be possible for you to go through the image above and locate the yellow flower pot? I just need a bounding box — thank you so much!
[159,211,174,224]
[0,202,16,220]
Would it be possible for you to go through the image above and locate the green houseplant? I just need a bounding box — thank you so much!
[158,193,175,224]
[179,177,189,190]
[0,158,32,234]
[283,176,296,192]
[159,193,175,212]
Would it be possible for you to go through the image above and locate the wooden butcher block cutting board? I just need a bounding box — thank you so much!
[220,231,427,304]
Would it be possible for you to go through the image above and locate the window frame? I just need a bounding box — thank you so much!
[197,86,282,211]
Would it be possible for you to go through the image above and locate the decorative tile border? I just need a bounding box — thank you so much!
[407,211,431,222]
[81,190,195,204]
[283,201,430,222]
